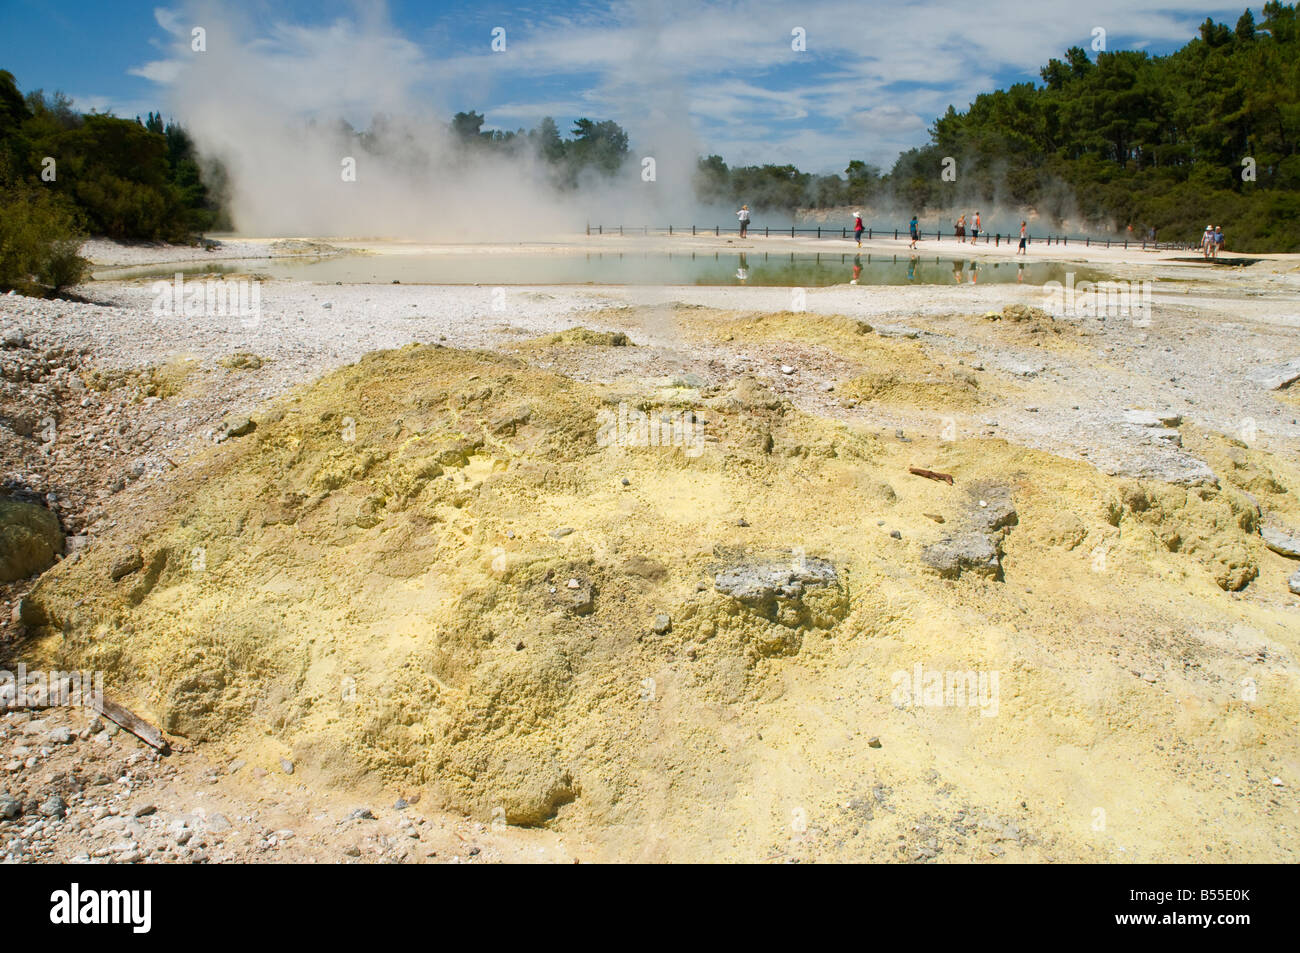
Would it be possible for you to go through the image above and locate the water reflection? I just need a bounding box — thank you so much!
[93,251,1109,289]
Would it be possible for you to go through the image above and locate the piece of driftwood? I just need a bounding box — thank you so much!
[1,693,169,754]
[909,466,955,485]
[98,697,170,753]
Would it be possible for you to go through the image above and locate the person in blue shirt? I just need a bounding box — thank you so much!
[908,215,919,250]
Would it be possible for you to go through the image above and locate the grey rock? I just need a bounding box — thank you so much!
[1248,357,1300,391]
[216,415,255,442]
[48,727,72,745]
[549,526,575,539]
[0,792,20,819]
[1261,524,1300,559]
[39,794,67,818]
[968,491,1018,534]
[715,557,837,604]
[347,807,376,821]
[1290,568,1300,596]
[922,534,1002,580]
[1122,409,1163,428]
[713,555,845,631]
[875,324,921,339]
[651,613,672,635]
[206,813,231,832]
[1,327,25,348]
[279,758,294,775]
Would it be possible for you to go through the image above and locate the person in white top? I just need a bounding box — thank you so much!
[737,205,750,238]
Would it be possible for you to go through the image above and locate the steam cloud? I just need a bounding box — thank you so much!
[164,2,710,239]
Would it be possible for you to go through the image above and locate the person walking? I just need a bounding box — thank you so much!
[908,214,920,250]
[1201,225,1214,259]
[971,211,981,244]
[854,212,864,247]
[956,214,966,241]
[1017,220,1027,255]
[737,204,750,238]
[1214,225,1224,257]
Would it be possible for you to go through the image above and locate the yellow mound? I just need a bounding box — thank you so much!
[23,343,1300,861]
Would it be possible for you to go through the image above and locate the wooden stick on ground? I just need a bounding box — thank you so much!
[908,466,955,486]
[97,697,170,753]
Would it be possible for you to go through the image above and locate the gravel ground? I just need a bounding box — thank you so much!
[3,238,1299,862]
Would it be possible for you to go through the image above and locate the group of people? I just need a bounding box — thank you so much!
[953,212,983,243]
[736,206,1029,255]
[1201,224,1225,259]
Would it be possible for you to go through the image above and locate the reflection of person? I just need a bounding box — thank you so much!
[907,255,918,281]
[737,205,750,238]
[953,260,963,283]
[908,215,920,250]
[1017,262,1024,283]
[851,254,862,284]
[1017,220,1027,255]
[736,252,749,281]
[854,212,864,247]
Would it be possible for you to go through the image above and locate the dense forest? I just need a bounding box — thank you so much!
[1,0,1297,288]
[884,1,1300,249]
[0,69,224,292]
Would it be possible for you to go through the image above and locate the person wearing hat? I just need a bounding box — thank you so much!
[1202,225,1214,260]
[854,212,864,247]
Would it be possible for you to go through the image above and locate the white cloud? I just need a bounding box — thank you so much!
[125,0,1248,171]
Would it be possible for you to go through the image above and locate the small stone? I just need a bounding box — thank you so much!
[347,807,376,821]
[39,794,67,819]
[48,727,73,745]
[343,845,361,856]
[216,415,255,443]
[889,530,901,540]
[227,758,246,774]
[621,477,630,486]
[279,758,294,775]
[549,526,574,539]
[109,546,143,581]
[780,365,795,375]
[394,798,409,810]
[1289,568,1300,596]
[867,737,882,748]
[0,793,20,819]
[566,578,580,589]
[1261,524,1300,559]
[651,613,672,635]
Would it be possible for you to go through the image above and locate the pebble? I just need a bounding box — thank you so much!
[280,758,294,775]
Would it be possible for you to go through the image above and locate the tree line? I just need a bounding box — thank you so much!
[2,0,1297,293]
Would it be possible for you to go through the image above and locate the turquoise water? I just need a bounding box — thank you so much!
[94,251,1103,288]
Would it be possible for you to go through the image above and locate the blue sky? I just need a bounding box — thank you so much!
[0,0,1255,173]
